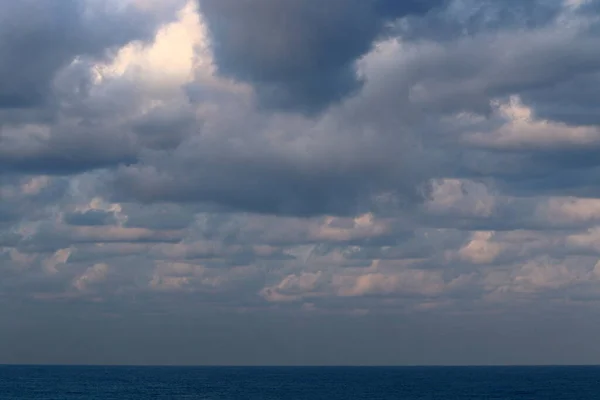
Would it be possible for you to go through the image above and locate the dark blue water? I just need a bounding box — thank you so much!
[1,365,600,399]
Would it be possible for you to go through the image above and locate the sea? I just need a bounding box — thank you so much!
[1,365,599,399]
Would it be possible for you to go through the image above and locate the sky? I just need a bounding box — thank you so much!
[3,0,600,366]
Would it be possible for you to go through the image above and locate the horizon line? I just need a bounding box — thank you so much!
[2,364,600,368]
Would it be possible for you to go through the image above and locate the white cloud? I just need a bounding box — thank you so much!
[464,97,600,150]
[425,179,496,218]
[261,272,323,302]
[333,269,446,297]
[43,249,72,274]
[73,262,109,291]
[457,231,502,265]
[538,197,600,225]
[309,213,391,242]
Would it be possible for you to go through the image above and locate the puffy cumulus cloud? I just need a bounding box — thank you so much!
[464,97,600,151]
[536,197,600,227]
[0,0,186,176]
[4,0,600,324]
[456,231,502,265]
[261,271,324,302]
[481,255,600,303]
[72,263,109,292]
[0,0,182,109]
[424,179,496,219]
[332,269,448,298]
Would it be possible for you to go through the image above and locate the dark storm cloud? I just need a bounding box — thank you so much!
[197,0,446,113]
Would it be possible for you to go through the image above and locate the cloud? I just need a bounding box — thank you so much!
[0,121,139,175]
[72,263,109,291]
[0,0,180,109]
[5,0,600,365]
[261,271,323,302]
[64,210,117,227]
[463,97,600,150]
[456,231,502,265]
[332,269,447,298]
[197,0,446,113]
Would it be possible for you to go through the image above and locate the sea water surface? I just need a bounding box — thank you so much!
[1,365,599,399]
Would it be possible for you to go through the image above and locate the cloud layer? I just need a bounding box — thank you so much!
[2,0,600,364]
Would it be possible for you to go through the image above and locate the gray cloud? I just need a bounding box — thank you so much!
[0,0,177,109]
[0,125,138,175]
[396,0,564,41]
[3,0,600,366]
[122,204,198,230]
[521,72,600,126]
[110,149,410,217]
[64,210,117,227]
[197,0,446,113]
[0,1,185,177]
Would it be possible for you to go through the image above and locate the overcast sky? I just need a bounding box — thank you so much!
[3,0,600,366]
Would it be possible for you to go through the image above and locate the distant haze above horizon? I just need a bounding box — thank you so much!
[3,0,600,366]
